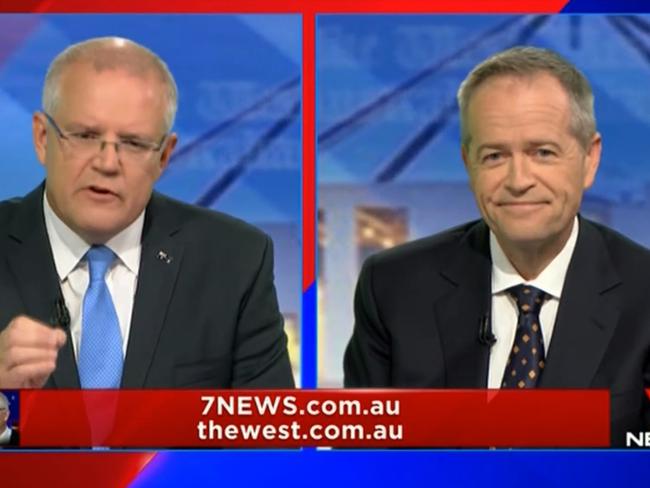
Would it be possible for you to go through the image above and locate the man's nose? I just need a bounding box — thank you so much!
[504,154,535,194]
[92,140,121,172]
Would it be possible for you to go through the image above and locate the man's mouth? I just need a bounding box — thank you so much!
[90,185,112,193]
[86,185,119,198]
[497,201,547,207]
[496,201,549,213]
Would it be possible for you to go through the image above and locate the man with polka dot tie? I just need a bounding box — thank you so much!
[345,46,650,446]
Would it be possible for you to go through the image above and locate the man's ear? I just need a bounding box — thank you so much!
[582,132,602,190]
[33,112,48,166]
[461,144,470,170]
[158,132,178,174]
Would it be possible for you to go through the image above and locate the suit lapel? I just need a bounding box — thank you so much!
[540,218,621,388]
[6,185,79,388]
[121,193,184,388]
[434,222,493,387]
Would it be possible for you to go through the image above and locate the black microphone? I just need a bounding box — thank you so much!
[50,296,70,329]
[478,314,496,346]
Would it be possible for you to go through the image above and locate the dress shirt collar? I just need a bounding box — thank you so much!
[490,216,579,299]
[0,426,11,444]
[43,190,145,280]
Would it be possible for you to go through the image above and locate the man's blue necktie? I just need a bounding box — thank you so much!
[78,245,123,388]
[501,284,547,388]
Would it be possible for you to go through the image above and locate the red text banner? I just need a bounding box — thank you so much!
[0,1,569,14]
[19,389,609,448]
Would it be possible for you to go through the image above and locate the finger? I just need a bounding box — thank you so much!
[54,328,67,347]
[2,346,60,370]
[3,319,66,349]
[8,361,57,388]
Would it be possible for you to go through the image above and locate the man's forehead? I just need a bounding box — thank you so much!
[58,60,163,87]
[468,73,570,119]
[53,62,168,127]
[471,71,568,102]
[464,73,574,152]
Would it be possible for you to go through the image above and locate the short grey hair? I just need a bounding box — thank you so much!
[42,36,178,132]
[457,46,596,150]
[0,392,8,410]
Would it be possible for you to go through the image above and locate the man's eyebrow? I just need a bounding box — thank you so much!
[116,131,155,140]
[63,121,101,132]
[59,123,153,140]
[474,143,508,158]
[526,140,562,150]
[473,140,563,158]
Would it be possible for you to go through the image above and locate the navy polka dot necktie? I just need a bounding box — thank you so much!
[501,284,547,388]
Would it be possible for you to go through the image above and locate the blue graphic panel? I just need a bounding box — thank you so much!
[130,450,650,487]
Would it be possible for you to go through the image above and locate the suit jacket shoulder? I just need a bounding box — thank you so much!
[150,192,269,245]
[9,428,19,447]
[587,219,650,271]
[144,192,274,292]
[0,194,32,250]
[123,191,294,389]
[365,220,481,268]
[345,220,492,388]
[359,220,490,311]
[0,196,21,221]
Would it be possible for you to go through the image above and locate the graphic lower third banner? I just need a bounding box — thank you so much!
[17,389,609,448]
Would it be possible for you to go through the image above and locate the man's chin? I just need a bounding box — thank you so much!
[493,228,558,250]
[73,219,128,245]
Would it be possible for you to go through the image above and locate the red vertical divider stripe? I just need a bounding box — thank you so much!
[303,10,316,290]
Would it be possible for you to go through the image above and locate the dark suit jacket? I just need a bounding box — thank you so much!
[0,185,294,389]
[9,428,18,447]
[0,427,18,448]
[345,218,650,446]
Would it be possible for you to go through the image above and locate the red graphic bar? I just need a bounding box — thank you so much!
[19,389,609,448]
[303,12,315,290]
[0,453,155,488]
[0,0,569,13]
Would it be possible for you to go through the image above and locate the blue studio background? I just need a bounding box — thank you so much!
[318,14,650,386]
[0,14,302,380]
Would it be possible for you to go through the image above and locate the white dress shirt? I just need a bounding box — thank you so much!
[487,217,579,388]
[43,191,143,358]
[0,426,11,445]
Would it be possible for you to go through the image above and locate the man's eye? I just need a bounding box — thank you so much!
[536,148,556,158]
[71,132,99,141]
[482,152,502,163]
[122,139,149,151]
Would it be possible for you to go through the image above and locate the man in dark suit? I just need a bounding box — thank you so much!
[344,46,650,445]
[0,37,293,389]
[0,392,19,447]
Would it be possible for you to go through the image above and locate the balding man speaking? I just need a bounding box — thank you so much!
[344,47,650,445]
[0,37,294,389]
[0,392,18,447]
